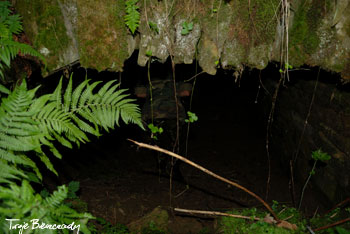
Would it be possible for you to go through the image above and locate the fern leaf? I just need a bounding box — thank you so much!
[71,79,89,110]
[120,103,144,128]
[78,81,101,107]
[106,89,129,104]
[39,137,62,159]
[0,39,46,68]
[71,114,100,136]
[29,93,51,112]
[63,74,73,112]
[52,131,72,149]
[0,134,36,152]
[97,80,118,97]
[38,152,58,177]
[51,77,63,105]
[125,0,140,34]
[0,148,33,166]
[0,160,27,182]
[0,2,11,22]
[6,14,22,35]
[35,101,88,145]
[44,185,68,208]
[0,21,10,39]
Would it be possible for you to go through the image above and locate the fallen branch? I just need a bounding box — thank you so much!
[174,208,261,221]
[313,217,350,232]
[174,208,297,230]
[128,139,280,221]
[325,197,350,215]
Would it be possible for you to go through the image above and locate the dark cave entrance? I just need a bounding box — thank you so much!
[36,53,349,232]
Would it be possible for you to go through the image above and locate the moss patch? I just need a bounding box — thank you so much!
[15,0,72,71]
[230,0,279,47]
[76,0,129,72]
[341,61,350,80]
[289,0,330,67]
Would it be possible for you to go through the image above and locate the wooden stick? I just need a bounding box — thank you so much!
[313,217,350,232]
[325,197,350,215]
[174,208,262,221]
[127,139,280,221]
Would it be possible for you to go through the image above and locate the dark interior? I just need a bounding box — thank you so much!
[31,52,345,232]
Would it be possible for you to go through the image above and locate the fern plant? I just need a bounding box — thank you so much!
[0,75,143,183]
[0,180,93,234]
[0,1,45,79]
[125,0,140,35]
[0,78,143,233]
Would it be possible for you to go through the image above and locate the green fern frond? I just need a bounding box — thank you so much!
[64,73,73,112]
[0,22,9,39]
[0,2,45,79]
[125,0,140,34]
[0,2,11,23]
[0,160,27,183]
[37,152,58,177]
[44,185,68,208]
[0,75,142,187]
[0,80,46,180]
[6,14,22,35]
[0,180,93,232]
[51,76,63,105]
[39,137,62,159]
[0,39,45,66]
[60,76,142,132]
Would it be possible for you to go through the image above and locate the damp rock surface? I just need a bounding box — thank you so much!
[14,0,350,79]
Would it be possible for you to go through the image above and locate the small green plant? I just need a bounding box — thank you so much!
[271,200,280,212]
[125,0,140,35]
[89,217,129,234]
[146,50,153,57]
[219,202,350,233]
[218,206,306,233]
[198,227,211,234]
[148,21,159,34]
[185,111,198,123]
[40,188,50,198]
[0,1,45,79]
[299,149,331,209]
[279,63,293,73]
[148,123,163,140]
[181,21,193,35]
[141,221,166,234]
[0,181,94,234]
[67,181,80,199]
[64,181,89,213]
[311,149,332,162]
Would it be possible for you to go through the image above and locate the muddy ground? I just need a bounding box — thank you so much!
[42,70,326,233]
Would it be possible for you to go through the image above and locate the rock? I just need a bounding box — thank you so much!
[266,79,350,203]
[127,206,169,233]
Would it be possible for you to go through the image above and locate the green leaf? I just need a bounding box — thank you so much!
[125,0,140,34]
[311,149,331,162]
[181,21,193,36]
[0,84,9,94]
[148,21,159,34]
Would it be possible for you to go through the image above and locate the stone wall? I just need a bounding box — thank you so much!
[13,0,350,79]
[267,75,350,203]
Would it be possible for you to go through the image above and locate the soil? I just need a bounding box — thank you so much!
[42,71,325,233]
